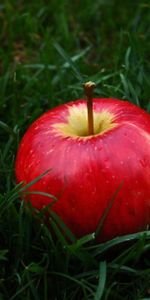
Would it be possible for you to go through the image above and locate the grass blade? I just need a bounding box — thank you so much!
[53,42,83,82]
[94,261,107,300]
[95,181,124,239]
[93,231,150,257]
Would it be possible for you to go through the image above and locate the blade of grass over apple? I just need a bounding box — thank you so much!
[20,169,52,192]
[49,211,77,244]
[23,190,57,203]
[49,218,70,248]
[49,212,97,266]
[95,181,124,240]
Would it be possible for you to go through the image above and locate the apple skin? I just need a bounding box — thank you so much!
[15,98,150,241]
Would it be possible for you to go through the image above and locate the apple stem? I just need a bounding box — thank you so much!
[84,81,96,135]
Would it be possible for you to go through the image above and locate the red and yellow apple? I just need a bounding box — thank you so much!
[15,83,150,241]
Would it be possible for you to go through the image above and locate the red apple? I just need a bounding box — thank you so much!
[15,85,150,241]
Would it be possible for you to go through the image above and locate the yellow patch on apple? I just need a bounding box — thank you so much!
[52,104,117,138]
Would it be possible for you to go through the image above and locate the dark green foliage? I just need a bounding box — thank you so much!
[0,0,150,299]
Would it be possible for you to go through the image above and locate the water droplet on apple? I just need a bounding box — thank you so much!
[46,149,54,154]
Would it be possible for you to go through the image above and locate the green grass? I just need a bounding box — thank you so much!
[0,0,150,299]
